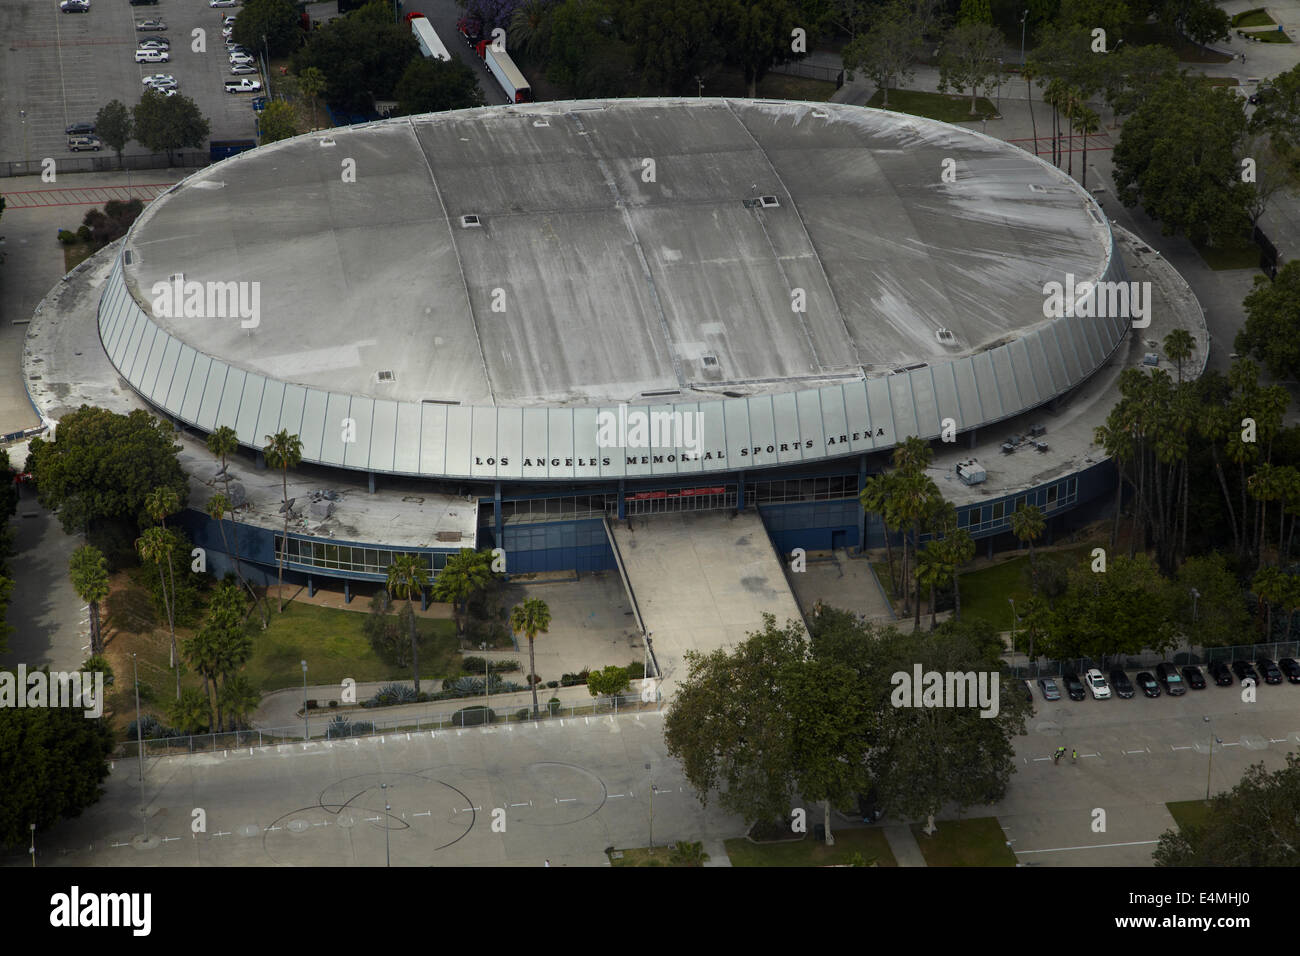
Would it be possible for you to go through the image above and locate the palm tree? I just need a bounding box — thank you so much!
[386,553,431,694]
[1252,566,1287,639]
[206,425,261,614]
[138,497,181,702]
[1163,329,1196,384]
[509,0,554,60]
[1199,402,1240,555]
[860,473,899,597]
[219,674,261,731]
[1022,61,1039,157]
[915,540,950,631]
[1072,103,1099,188]
[263,429,303,612]
[947,528,975,621]
[892,471,932,621]
[183,627,221,730]
[168,687,211,736]
[298,66,327,130]
[432,549,497,643]
[69,544,110,656]
[206,492,265,628]
[510,598,552,717]
[1009,504,1047,587]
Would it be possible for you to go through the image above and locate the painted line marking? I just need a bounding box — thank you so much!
[110,842,129,848]
[265,826,281,832]
[214,831,230,837]
[161,836,180,843]
[1125,750,1145,754]
[510,802,529,808]
[1171,746,1192,751]
[1016,839,1159,854]
[413,811,431,818]
[557,798,576,803]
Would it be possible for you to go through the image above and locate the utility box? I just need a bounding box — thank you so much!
[956,458,986,486]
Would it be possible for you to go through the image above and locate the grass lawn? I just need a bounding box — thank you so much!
[910,817,1017,866]
[607,846,704,867]
[724,827,897,866]
[1124,23,1234,63]
[1197,76,1240,86]
[1166,799,1214,832]
[63,242,96,273]
[1252,31,1292,43]
[867,88,999,122]
[1194,240,1261,271]
[1233,9,1276,28]
[244,603,459,692]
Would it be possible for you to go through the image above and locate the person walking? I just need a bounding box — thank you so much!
[1053,746,1066,764]
[1071,748,1078,763]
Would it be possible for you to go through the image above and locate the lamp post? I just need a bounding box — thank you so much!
[481,642,490,714]
[645,762,654,852]
[381,781,391,867]
[301,660,308,740]
[20,109,29,169]
[1189,588,1201,657]
[1203,715,1221,802]
[1020,10,1028,67]
[29,824,35,868]
[133,653,147,840]
[997,58,1003,112]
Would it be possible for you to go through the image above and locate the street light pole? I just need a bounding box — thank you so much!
[1203,715,1220,802]
[645,763,654,852]
[1020,10,1028,67]
[381,781,390,867]
[301,660,308,740]
[133,653,147,840]
[29,824,35,867]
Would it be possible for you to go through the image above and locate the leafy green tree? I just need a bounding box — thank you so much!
[69,545,110,657]
[937,20,1005,115]
[185,580,252,730]
[0,576,13,656]
[1008,504,1046,581]
[386,553,431,693]
[257,100,299,144]
[25,406,185,535]
[395,56,484,115]
[363,590,412,666]
[95,100,132,169]
[1057,0,1133,41]
[1154,753,1300,866]
[1049,554,1180,664]
[664,615,805,828]
[297,66,327,130]
[1146,0,1228,47]
[1176,552,1249,648]
[292,5,419,113]
[623,0,728,95]
[0,702,115,850]
[1102,44,1179,123]
[231,0,302,57]
[510,597,552,716]
[669,840,709,865]
[432,548,497,642]
[1236,261,1300,382]
[1112,72,1252,247]
[546,0,634,97]
[510,0,556,60]
[721,0,802,98]
[841,1,924,108]
[132,90,210,166]
[262,430,303,612]
[586,664,631,698]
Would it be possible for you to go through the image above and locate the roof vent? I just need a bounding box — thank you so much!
[319,136,336,147]
[461,214,481,228]
[436,531,462,542]
[759,195,780,208]
[377,370,394,383]
[935,328,955,344]
[1028,184,1047,193]
[702,354,719,367]
[533,119,550,127]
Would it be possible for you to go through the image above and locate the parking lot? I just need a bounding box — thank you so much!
[0,0,259,167]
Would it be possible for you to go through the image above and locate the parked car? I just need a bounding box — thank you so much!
[223,14,237,26]
[1155,662,1186,696]
[1279,658,1300,684]
[1038,677,1061,702]
[60,0,90,12]
[209,0,238,7]
[1208,660,1234,686]
[1084,668,1111,700]
[66,135,102,151]
[1019,679,1034,705]
[1249,86,1275,105]
[136,38,169,51]
[141,73,175,86]
[1062,671,1086,701]
[224,77,262,93]
[128,0,159,5]
[1108,668,1135,698]
[229,63,258,75]
[134,49,170,63]
[1180,665,1206,690]
[1135,671,1161,698]
[1232,660,1260,685]
[135,18,166,30]
[229,53,255,65]
[64,121,95,135]
[1255,657,1284,685]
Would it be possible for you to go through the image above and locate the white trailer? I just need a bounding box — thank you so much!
[483,45,531,103]
[411,16,451,62]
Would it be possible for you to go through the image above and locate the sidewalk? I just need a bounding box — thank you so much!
[882,824,929,866]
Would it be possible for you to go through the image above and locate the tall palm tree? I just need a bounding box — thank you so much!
[859,472,899,597]
[69,544,110,656]
[298,66,326,130]
[206,425,260,613]
[1072,103,1099,188]
[219,674,261,731]
[1199,402,1240,555]
[206,492,265,628]
[136,525,181,700]
[509,0,554,60]
[386,553,431,694]
[431,548,497,644]
[263,430,303,612]
[1252,566,1287,639]
[1008,504,1046,586]
[144,486,182,699]
[1022,62,1039,157]
[510,598,552,717]
[915,540,949,632]
[1163,329,1196,384]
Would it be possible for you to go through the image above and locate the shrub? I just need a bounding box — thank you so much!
[57,229,78,245]
[527,673,542,685]
[626,660,646,679]
[328,700,338,708]
[461,655,486,673]
[546,680,559,689]
[515,708,530,721]
[448,676,484,696]
[547,697,561,715]
[305,699,318,710]
[125,714,176,740]
[452,705,494,727]
[76,224,92,243]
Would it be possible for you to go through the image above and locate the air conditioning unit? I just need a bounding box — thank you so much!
[955,458,986,486]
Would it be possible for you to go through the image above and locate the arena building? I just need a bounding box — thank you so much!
[31,98,1203,619]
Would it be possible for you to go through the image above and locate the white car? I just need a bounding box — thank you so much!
[222,15,236,26]
[135,48,170,63]
[229,63,258,75]
[209,0,237,7]
[1085,668,1111,700]
[141,73,175,86]
[222,26,233,38]
[136,37,169,50]
[229,53,255,66]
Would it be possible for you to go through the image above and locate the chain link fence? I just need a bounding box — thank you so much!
[0,151,208,178]
[1007,642,1300,679]
[120,693,661,758]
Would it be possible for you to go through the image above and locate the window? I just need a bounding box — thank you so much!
[992,501,1005,521]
